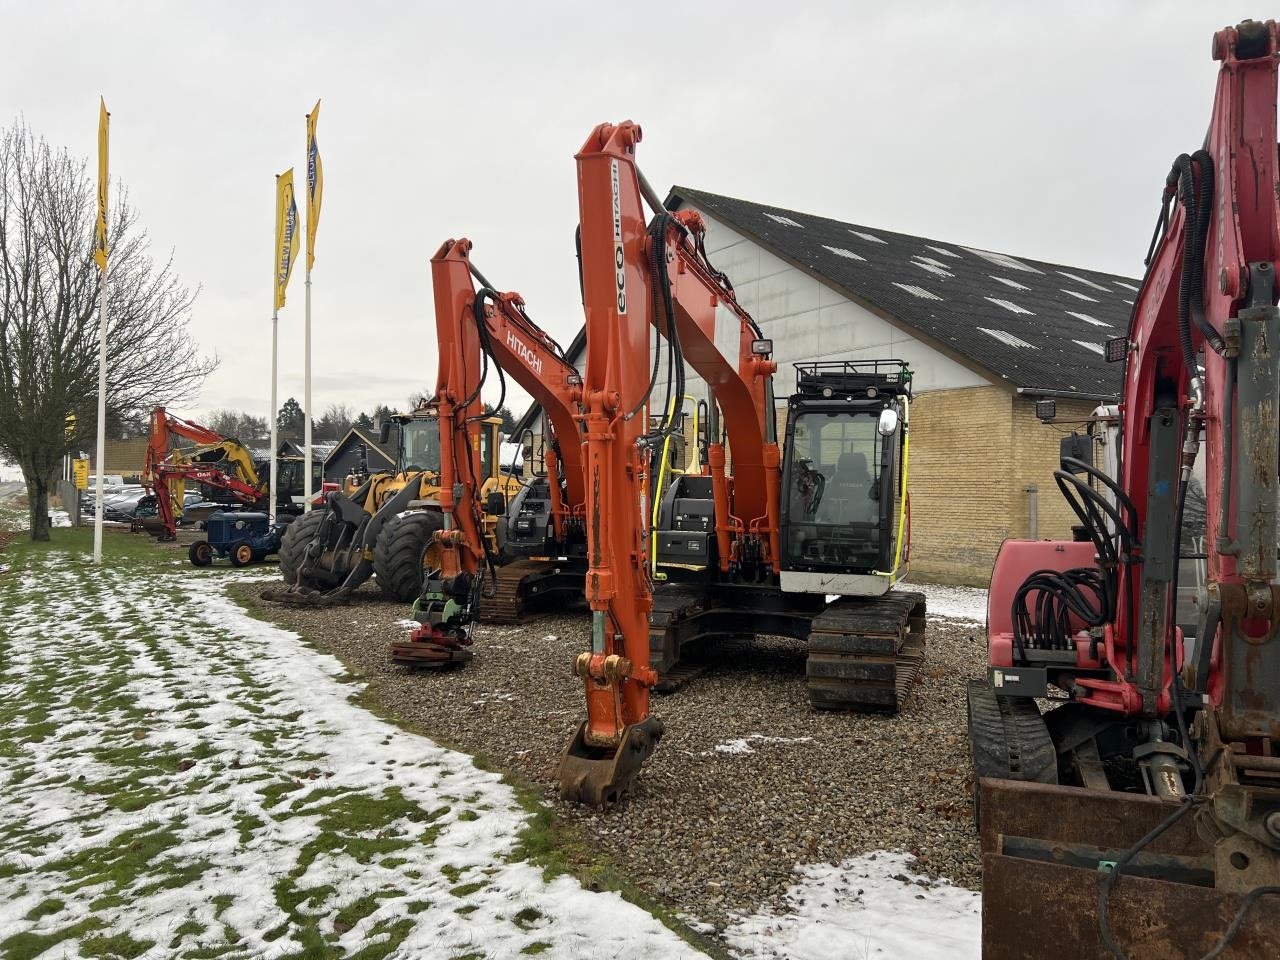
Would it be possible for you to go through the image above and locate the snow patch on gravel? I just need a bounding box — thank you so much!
[723,851,980,959]
[916,582,988,623]
[709,734,815,756]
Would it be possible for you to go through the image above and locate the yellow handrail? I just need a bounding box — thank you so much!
[650,394,698,577]
[875,395,910,584]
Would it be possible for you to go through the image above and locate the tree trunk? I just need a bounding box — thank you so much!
[25,470,50,542]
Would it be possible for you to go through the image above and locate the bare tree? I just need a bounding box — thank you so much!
[315,402,354,441]
[0,120,216,540]
[206,408,268,443]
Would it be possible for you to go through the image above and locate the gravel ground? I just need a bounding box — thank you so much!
[225,568,987,933]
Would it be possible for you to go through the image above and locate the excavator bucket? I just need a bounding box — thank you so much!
[977,778,1278,959]
[556,717,664,808]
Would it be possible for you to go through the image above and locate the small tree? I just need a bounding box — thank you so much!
[277,397,305,439]
[354,411,374,431]
[484,403,518,434]
[0,121,215,540]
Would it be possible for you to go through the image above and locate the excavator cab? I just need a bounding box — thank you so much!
[778,361,911,597]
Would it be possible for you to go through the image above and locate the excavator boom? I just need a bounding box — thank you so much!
[393,238,587,665]
[142,406,267,539]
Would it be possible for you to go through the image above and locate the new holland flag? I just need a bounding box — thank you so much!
[94,98,109,272]
[305,100,322,271]
[275,168,299,310]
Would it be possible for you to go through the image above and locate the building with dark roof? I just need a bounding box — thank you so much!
[323,427,397,483]
[516,187,1139,583]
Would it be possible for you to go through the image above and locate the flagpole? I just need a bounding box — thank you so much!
[93,259,107,563]
[303,266,312,512]
[269,306,279,523]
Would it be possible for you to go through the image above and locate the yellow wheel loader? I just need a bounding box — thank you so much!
[261,404,516,605]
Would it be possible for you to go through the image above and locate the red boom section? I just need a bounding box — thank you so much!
[429,240,487,587]
[142,406,265,539]
[659,210,780,570]
[574,122,659,750]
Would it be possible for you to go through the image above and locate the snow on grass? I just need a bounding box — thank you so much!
[0,546,707,960]
[724,852,980,960]
[916,582,988,624]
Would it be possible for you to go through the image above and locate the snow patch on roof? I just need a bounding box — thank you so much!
[912,259,954,279]
[1114,281,1141,292]
[990,276,1030,291]
[765,212,803,228]
[979,327,1036,349]
[1074,340,1105,355]
[849,229,886,244]
[1061,289,1098,302]
[926,245,962,259]
[822,244,866,261]
[962,247,1043,274]
[1067,311,1110,328]
[892,282,942,301]
[985,297,1034,316]
[1057,270,1112,292]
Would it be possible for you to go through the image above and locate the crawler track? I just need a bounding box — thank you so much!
[805,590,927,712]
[478,558,586,624]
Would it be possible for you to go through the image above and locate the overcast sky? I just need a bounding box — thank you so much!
[0,1,1253,424]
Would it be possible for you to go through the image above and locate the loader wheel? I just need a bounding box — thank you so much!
[189,541,213,567]
[230,543,254,567]
[277,509,327,586]
[373,510,443,603]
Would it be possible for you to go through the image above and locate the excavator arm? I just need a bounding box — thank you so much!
[405,238,584,659]
[556,121,782,806]
[972,21,1280,957]
[142,407,267,539]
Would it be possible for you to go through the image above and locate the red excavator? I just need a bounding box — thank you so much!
[557,122,923,806]
[968,20,1279,958]
[141,407,270,540]
[391,238,587,664]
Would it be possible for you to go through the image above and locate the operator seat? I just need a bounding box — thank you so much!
[821,451,876,524]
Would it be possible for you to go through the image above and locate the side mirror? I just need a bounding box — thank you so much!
[877,408,900,436]
[378,420,393,444]
[485,491,507,516]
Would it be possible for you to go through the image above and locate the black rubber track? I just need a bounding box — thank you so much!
[277,509,326,586]
[966,678,1058,792]
[373,510,443,603]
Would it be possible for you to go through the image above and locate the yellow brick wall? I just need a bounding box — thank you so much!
[906,386,1014,584]
[1008,396,1100,548]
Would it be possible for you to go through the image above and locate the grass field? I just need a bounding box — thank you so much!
[0,526,708,960]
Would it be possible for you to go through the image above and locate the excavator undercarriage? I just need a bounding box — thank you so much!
[647,585,926,711]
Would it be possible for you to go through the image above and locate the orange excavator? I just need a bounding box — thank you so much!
[141,407,270,540]
[390,238,587,665]
[557,123,923,806]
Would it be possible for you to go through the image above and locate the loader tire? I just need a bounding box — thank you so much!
[373,510,443,603]
[278,509,326,586]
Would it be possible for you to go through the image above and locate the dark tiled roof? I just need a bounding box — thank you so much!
[669,186,1139,399]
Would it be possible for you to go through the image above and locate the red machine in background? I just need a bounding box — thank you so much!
[969,21,1279,957]
[557,122,921,806]
[392,238,587,664]
[141,407,268,540]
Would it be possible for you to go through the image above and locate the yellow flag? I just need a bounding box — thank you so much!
[305,100,322,271]
[94,98,109,272]
[274,169,299,310]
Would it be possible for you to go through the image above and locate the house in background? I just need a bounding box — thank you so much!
[323,427,396,483]
[516,187,1136,584]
